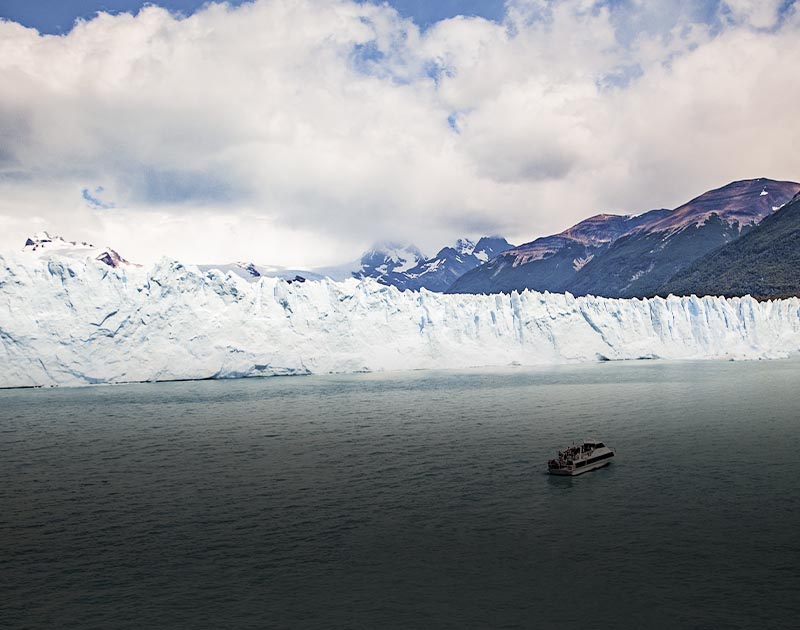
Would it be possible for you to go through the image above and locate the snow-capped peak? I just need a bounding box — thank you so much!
[455,238,476,256]
[359,242,425,278]
[22,232,133,268]
[24,232,95,252]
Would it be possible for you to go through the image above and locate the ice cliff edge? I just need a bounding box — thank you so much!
[1,252,799,388]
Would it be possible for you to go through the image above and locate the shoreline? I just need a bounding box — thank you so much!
[2,353,798,392]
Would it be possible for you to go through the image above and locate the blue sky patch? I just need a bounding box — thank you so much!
[350,40,386,74]
[0,0,507,35]
[447,113,460,133]
[82,186,115,209]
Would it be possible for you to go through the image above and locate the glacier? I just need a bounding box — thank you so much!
[1,252,800,388]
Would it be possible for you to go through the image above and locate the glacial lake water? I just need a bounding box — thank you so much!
[2,359,800,629]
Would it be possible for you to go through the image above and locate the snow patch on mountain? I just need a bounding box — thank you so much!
[572,255,594,271]
[197,262,323,282]
[1,252,798,389]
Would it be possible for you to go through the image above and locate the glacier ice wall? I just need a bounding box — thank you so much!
[1,253,800,388]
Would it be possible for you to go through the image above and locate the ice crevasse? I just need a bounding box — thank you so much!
[1,253,799,388]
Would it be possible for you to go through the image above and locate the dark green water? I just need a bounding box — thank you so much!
[2,360,799,629]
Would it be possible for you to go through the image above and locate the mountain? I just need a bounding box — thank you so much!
[311,237,513,291]
[448,178,800,297]
[196,244,420,284]
[447,212,669,294]
[660,193,800,299]
[398,236,514,291]
[2,250,798,387]
[569,178,800,297]
[269,243,426,284]
[198,243,426,286]
[22,232,133,268]
[352,241,425,285]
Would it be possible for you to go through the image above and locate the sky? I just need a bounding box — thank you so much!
[0,0,508,33]
[0,0,798,266]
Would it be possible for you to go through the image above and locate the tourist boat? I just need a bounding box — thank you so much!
[547,439,615,476]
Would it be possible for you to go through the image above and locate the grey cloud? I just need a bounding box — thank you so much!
[135,168,239,205]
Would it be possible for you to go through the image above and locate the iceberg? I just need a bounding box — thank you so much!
[1,252,799,388]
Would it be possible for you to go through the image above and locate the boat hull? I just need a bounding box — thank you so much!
[548,457,613,476]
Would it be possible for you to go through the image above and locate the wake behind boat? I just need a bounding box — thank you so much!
[547,439,615,476]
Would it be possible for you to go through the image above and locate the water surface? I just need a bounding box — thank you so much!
[2,360,799,629]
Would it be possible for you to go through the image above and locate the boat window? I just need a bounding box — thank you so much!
[587,451,614,463]
[595,442,604,448]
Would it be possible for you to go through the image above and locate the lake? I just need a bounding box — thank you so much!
[2,359,799,629]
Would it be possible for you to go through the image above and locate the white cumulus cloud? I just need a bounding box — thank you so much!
[0,0,798,266]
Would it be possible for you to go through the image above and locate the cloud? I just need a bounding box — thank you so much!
[0,0,799,265]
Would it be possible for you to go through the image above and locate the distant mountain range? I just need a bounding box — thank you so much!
[17,178,800,300]
[449,178,800,298]
[200,238,514,291]
[20,231,513,291]
[378,237,514,291]
[447,211,671,294]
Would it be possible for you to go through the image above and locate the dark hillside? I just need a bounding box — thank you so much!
[660,194,800,299]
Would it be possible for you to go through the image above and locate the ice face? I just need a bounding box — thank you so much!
[1,252,799,388]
